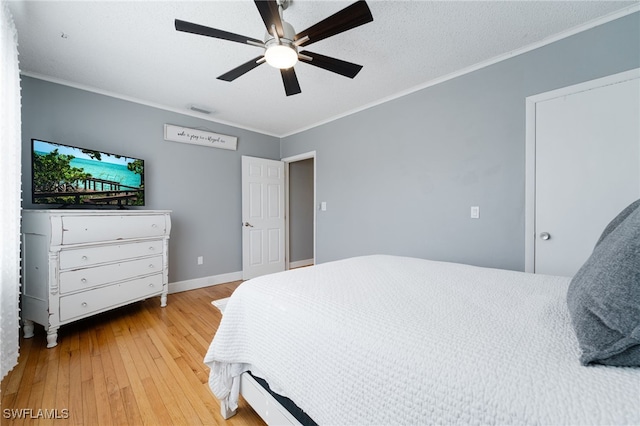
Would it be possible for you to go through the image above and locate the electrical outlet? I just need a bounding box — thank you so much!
[197,256,204,265]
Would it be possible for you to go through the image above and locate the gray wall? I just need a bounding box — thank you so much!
[20,13,640,279]
[289,158,314,263]
[281,13,640,271]
[21,77,280,283]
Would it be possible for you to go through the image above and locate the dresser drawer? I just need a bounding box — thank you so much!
[59,240,163,270]
[59,274,163,322]
[59,255,163,294]
[61,214,167,245]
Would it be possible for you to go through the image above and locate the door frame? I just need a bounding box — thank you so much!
[282,151,316,271]
[524,68,640,272]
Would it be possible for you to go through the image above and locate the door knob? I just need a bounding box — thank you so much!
[243,222,254,227]
[540,232,551,240]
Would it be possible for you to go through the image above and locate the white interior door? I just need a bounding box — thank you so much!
[242,156,285,280]
[530,71,640,277]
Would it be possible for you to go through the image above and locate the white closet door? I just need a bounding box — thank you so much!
[534,75,639,277]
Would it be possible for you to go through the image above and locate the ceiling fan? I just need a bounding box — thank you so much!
[175,0,373,96]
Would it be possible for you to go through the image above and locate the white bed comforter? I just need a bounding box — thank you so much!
[204,255,640,425]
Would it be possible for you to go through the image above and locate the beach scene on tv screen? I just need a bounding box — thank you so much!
[32,140,144,206]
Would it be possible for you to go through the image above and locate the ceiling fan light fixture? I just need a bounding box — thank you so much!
[175,0,374,95]
[265,43,298,69]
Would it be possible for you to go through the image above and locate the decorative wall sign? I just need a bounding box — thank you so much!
[163,124,238,151]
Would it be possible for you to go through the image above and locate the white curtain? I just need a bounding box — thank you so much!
[0,1,22,380]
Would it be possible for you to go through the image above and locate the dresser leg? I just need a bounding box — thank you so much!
[46,327,59,348]
[23,319,35,339]
[160,291,168,307]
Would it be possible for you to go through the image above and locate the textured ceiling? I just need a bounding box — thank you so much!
[8,1,639,137]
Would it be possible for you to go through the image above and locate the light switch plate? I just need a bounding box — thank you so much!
[471,206,480,219]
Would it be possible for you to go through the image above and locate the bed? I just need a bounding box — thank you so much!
[205,196,640,426]
[204,252,639,425]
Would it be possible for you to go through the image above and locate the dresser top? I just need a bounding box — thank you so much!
[24,209,171,215]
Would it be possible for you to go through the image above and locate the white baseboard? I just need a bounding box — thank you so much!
[289,259,314,269]
[168,270,243,294]
[169,261,314,294]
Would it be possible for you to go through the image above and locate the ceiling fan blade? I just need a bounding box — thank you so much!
[218,56,265,82]
[254,0,285,38]
[294,1,373,47]
[298,51,363,79]
[280,68,301,96]
[175,19,263,46]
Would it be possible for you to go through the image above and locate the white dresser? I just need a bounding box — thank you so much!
[21,210,171,348]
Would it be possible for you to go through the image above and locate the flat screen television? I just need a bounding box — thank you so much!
[31,139,145,207]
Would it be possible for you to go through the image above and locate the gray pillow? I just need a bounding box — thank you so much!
[595,198,640,247]
[567,199,640,366]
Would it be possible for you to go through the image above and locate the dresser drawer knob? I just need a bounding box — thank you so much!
[148,246,155,251]
[81,302,88,307]
[82,256,88,261]
[148,283,154,287]
[81,278,87,283]
[149,264,155,269]
[152,223,158,228]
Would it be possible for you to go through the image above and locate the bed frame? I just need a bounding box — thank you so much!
[221,372,302,425]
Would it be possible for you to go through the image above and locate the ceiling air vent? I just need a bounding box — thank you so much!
[189,104,213,115]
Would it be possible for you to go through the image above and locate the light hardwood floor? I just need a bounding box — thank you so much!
[1,281,266,426]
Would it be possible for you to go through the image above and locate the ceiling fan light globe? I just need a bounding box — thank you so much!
[265,45,298,69]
